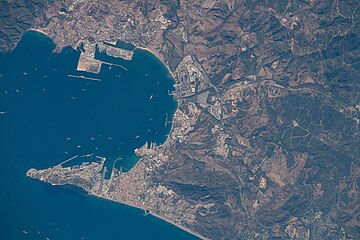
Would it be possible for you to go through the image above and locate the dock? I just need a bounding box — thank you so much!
[102,157,122,195]
[97,42,134,61]
[76,42,102,74]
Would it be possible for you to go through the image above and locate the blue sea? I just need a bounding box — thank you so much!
[0,31,199,240]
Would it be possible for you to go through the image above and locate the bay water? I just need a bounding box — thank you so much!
[0,31,198,240]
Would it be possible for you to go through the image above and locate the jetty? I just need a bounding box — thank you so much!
[68,74,101,81]
[100,60,128,71]
[59,155,78,167]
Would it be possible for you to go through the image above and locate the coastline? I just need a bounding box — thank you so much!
[134,45,180,149]
[28,29,174,78]
[5,28,51,52]
[22,29,199,240]
[135,46,174,77]
[28,28,50,37]
[105,45,192,238]
[150,212,207,240]
[107,45,195,240]
[92,193,206,240]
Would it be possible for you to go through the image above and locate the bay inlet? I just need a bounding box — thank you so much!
[0,30,199,240]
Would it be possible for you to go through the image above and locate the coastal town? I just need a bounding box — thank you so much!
[27,139,202,238]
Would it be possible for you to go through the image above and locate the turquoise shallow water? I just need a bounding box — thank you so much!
[0,31,199,240]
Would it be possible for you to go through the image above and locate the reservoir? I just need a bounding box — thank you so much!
[0,31,198,240]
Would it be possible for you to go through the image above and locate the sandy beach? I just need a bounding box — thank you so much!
[28,28,50,37]
[93,193,206,240]
[135,46,175,76]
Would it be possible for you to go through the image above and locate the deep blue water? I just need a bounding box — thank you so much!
[0,31,198,240]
